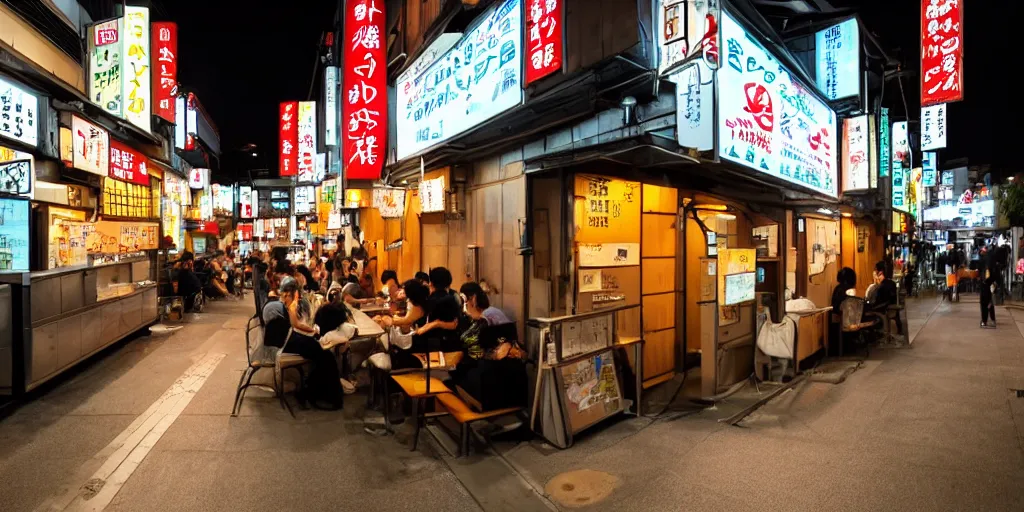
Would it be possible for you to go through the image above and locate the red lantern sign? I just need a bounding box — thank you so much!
[921,0,963,106]
[525,0,563,84]
[152,22,177,123]
[279,101,299,177]
[109,140,151,185]
[342,0,386,180]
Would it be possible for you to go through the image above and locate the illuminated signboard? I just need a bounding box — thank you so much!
[841,115,872,191]
[279,101,298,176]
[891,121,909,211]
[921,0,963,106]
[175,95,185,150]
[213,184,234,215]
[109,140,150,185]
[188,167,209,189]
[0,198,30,271]
[342,0,386,179]
[185,93,197,150]
[71,115,109,176]
[152,22,178,123]
[525,0,563,84]
[294,185,314,214]
[814,18,860,100]
[922,151,938,187]
[396,0,523,160]
[122,6,151,132]
[718,11,838,197]
[658,0,720,73]
[0,145,32,195]
[0,76,38,147]
[324,66,338,147]
[297,101,316,182]
[879,107,890,178]
[239,185,254,218]
[921,103,946,151]
[88,18,122,117]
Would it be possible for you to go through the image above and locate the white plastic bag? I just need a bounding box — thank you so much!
[388,325,414,350]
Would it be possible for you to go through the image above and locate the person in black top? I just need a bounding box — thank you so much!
[176,252,203,311]
[415,267,463,352]
[981,273,997,328]
[415,271,430,286]
[868,261,902,336]
[831,267,857,314]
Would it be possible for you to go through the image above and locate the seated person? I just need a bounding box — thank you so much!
[206,251,229,297]
[262,277,344,410]
[379,270,400,301]
[866,261,903,336]
[175,251,203,311]
[413,267,462,353]
[831,267,857,314]
[415,271,430,287]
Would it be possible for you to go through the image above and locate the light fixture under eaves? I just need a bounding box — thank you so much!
[817,208,833,215]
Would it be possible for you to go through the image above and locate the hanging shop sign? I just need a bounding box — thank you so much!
[87,18,122,117]
[188,167,209,189]
[296,101,317,182]
[672,60,714,151]
[122,6,151,133]
[658,0,719,73]
[108,140,150,185]
[175,95,186,150]
[921,103,947,150]
[239,185,254,218]
[891,121,909,211]
[279,101,298,176]
[372,187,407,218]
[908,167,922,219]
[921,0,963,106]
[294,185,315,214]
[212,184,233,215]
[879,107,890,178]
[841,115,873,191]
[199,194,212,220]
[237,223,253,241]
[183,93,197,150]
[922,151,938,187]
[71,116,109,175]
[152,22,178,123]
[0,146,32,195]
[419,176,446,213]
[814,18,860,101]
[525,0,563,84]
[0,77,39,148]
[717,12,838,197]
[315,153,327,183]
[342,0,387,179]
[395,0,523,160]
[324,66,338,147]
[321,181,337,206]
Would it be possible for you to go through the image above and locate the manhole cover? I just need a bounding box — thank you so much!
[545,469,619,508]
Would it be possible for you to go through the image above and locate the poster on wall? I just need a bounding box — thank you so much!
[88,18,122,117]
[558,350,622,432]
[296,101,316,182]
[395,0,523,160]
[152,22,178,123]
[577,243,641,267]
[814,18,860,100]
[372,188,407,218]
[921,103,946,150]
[717,12,837,198]
[71,116,109,176]
[122,6,151,133]
[0,146,32,195]
[671,61,714,151]
[525,0,563,84]
[418,177,446,213]
[0,198,30,271]
[921,0,963,106]
[841,115,872,191]
[717,248,755,306]
[342,0,387,179]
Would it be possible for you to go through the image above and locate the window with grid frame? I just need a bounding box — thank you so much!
[102,178,155,218]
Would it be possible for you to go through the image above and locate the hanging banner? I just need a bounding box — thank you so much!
[279,101,298,176]
[342,0,387,179]
[324,66,338,147]
[152,22,178,123]
[891,121,909,212]
[921,0,963,106]
[525,0,563,84]
[879,107,890,178]
[922,151,938,187]
[71,116,109,176]
[419,176,446,213]
[297,101,316,182]
[815,18,860,101]
[671,61,714,151]
[109,140,151,185]
[921,103,947,150]
[717,12,837,197]
[88,18,122,117]
[841,115,872,191]
[122,6,151,133]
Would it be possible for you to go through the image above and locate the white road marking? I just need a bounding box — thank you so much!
[39,352,226,512]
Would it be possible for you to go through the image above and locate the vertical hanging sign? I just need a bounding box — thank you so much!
[525,0,563,84]
[921,0,963,106]
[324,66,339,147]
[88,18,122,117]
[296,101,317,182]
[342,0,386,180]
[122,6,151,133]
[891,121,909,212]
[879,107,890,178]
[152,22,177,123]
[279,101,298,177]
[921,103,947,150]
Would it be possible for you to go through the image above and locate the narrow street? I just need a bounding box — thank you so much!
[1,294,1022,511]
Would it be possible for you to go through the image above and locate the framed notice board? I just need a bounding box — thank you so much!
[555,349,623,433]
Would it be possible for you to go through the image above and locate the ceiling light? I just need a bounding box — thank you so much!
[817,208,833,215]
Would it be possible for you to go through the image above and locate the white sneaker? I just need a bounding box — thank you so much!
[339,378,357,395]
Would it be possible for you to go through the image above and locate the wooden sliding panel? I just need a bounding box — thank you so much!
[640,184,678,386]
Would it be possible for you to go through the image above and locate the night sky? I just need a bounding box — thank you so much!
[158,1,1010,175]
[157,0,336,170]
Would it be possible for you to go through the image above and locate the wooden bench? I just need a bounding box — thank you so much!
[435,392,522,457]
[390,373,452,452]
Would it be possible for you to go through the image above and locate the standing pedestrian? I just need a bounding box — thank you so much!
[981,272,997,328]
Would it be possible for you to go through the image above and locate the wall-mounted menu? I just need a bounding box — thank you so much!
[0,198,30,270]
[86,220,159,254]
[419,176,445,213]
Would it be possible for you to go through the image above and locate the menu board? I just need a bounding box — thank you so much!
[419,177,445,213]
[558,350,622,433]
[0,198,30,271]
[717,248,756,305]
[86,220,159,254]
[373,188,407,218]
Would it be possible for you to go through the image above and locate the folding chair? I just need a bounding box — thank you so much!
[232,319,309,417]
[838,297,878,357]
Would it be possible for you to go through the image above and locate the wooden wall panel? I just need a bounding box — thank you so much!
[841,217,856,271]
[643,329,675,381]
[642,257,674,295]
[642,184,678,213]
[642,293,674,333]
[642,214,677,257]
[685,216,706,354]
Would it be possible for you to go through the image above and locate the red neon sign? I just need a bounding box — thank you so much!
[279,101,299,177]
[342,0,386,180]
[109,140,151,185]
[525,0,563,84]
[152,22,178,123]
[921,0,963,106]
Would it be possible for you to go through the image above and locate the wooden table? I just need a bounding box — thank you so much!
[357,304,390,316]
[349,307,385,340]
